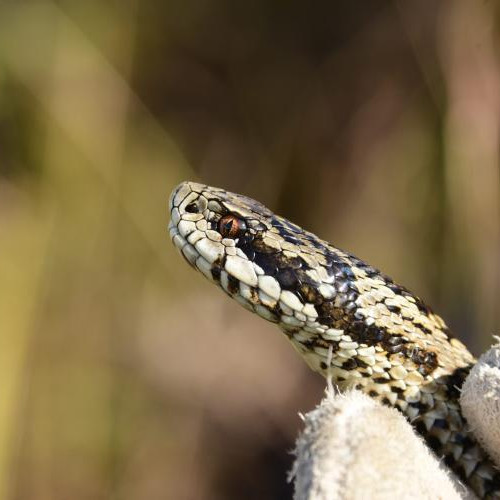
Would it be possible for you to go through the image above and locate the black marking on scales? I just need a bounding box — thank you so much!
[235,224,446,374]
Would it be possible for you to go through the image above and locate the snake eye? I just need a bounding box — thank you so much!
[219,214,246,238]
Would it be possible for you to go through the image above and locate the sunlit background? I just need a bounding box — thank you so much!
[1,1,499,499]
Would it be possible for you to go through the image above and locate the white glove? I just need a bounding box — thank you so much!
[290,342,500,500]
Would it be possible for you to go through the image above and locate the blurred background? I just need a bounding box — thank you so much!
[1,1,499,499]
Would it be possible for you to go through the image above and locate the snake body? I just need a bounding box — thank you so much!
[168,181,500,498]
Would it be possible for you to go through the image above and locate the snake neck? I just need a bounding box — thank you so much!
[272,250,500,497]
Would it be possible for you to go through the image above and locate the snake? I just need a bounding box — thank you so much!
[168,181,500,498]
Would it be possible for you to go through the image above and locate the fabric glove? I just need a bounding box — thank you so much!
[291,341,500,500]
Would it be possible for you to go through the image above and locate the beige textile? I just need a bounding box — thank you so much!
[291,343,500,500]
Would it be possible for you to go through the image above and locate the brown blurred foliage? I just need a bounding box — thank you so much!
[0,1,499,499]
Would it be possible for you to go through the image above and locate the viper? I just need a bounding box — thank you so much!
[168,181,500,498]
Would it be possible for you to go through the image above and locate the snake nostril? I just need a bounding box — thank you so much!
[185,202,199,213]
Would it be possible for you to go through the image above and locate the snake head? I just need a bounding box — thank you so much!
[168,182,359,351]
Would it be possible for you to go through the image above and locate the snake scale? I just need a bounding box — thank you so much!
[168,181,500,498]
